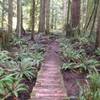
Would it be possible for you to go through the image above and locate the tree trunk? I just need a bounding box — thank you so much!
[96,16,100,48]
[16,0,22,37]
[31,0,35,40]
[63,0,67,25]
[65,0,72,37]
[71,0,80,28]
[45,0,50,34]
[95,9,100,48]
[66,0,70,25]
[1,0,5,28]
[38,0,45,33]
[8,0,13,34]
[89,0,99,36]
[21,6,25,35]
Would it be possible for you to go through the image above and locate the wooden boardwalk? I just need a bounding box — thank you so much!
[30,41,67,100]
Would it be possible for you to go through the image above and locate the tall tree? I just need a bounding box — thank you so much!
[90,0,99,36]
[66,0,71,25]
[96,15,100,48]
[31,0,35,40]
[1,0,6,28]
[95,3,100,48]
[71,0,80,28]
[63,0,67,25]
[45,0,50,34]
[38,0,45,33]
[21,4,25,35]
[8,0,13,34]
[16,0,22,37]
[50,0,54,30]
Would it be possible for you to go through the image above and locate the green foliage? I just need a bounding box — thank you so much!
[77,37,89,44]
[60,37,100,100]
[59,38,71,49]
[89,73,100,92]
[30,43,45,52]
[10,35,27,46]
[10,51,42,81]
[0,72,27,99]
[0,50,11,61]
[62,59,99,73]
[8,78,28,98]
[0,50,17,70]
[59,38,86,62]
[32,52,44,67]
[0,73,15,99]
[16,50,44,68]
[95,48,100,56]
[78,73,100,100]
[60,37,100,73]
[14,58,37,80]
[63,48,83,61]
[16,50,33,61]
[0,48,44,99]
[62,62,76,70]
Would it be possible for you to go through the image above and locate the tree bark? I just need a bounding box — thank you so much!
[67,0,70,25]
[16,0,22,37]
[71,0,80,28]
[31,0,35,40]
[1,0,6,28]
[90,0,99,36]
[38,0,45,33]
[45,0,50,34]
[96,16,100,48]
[21,5,25,35]
[63,0,67,25]
[8,0,13,34]
[95,6,100,48]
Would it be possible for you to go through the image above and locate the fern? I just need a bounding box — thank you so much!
[14,58,37,80]
[95,48,100,56]
[78,73,100,100]
[10,35,27,46]
[0,72,28,99]
[32,52,44,67]
[30,43,45,52]
[62,59,100,73]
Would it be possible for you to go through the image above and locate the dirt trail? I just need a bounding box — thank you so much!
[30,41,67,100]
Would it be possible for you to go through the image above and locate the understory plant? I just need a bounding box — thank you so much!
[0,48,44,99]
[30,43,45,52]
[78,73,100,100]
[60,37,100,100]
[16,50,44,69]
[10,34,27,47]
[14,58,37,81]
[0,68,28,100]
[62,58,100,73]
[95,48,100,56]
[61,37,100,73]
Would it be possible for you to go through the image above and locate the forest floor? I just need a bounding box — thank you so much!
[30,40,67,100]
[2,33,100,100]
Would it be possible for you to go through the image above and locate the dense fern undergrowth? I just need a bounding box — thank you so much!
[0,33,100,100]
[59,36,100,100]
[0,35,45,100]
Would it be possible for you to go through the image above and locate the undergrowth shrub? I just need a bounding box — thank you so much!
[0,69,27,99]
[60,37,100,99]
[78,73,100,100]
[0,49,44,99]
[62,59,100,73]
[95,48,100,56]
[30,43,45,52]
